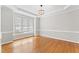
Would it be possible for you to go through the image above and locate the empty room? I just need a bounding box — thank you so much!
[0,5,79,53]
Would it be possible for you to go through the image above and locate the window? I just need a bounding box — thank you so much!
[13,13,34,36]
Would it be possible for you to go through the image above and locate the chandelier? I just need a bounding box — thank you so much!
[38,5,44,16]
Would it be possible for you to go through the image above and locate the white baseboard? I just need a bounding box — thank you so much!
[40,30,79,43]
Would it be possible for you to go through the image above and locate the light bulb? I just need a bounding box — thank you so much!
[37,5,44,16]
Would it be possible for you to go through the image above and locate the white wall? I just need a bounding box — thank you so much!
[1,6,14,44]
[40,9,79,43]
[1,6,35,44]
[0,6,1,45]
[13,12,34,40]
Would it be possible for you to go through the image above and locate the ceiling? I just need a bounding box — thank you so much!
[12,5,79,16]
[15,5,66,15]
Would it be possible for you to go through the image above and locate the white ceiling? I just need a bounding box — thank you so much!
[15,5,65,15]
[13,5,79,16]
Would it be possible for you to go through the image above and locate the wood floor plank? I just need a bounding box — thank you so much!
[1,36,79,53]
[2,42,13,53]
[35,36,79,53]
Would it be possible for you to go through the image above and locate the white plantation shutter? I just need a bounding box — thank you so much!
[13,13,34,35]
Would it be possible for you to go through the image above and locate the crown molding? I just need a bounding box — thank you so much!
[15,6,37,16]
[2,5,37,17]
[43,6,79,16]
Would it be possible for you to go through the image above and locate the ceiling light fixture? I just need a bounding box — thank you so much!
[38,5,44,16]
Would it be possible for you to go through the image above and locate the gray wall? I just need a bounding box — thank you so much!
[1,6,14,44]
[13,12,34,40]
[36,17,40,35]
[1,6,35,44]
[40,9,79,42]
[0,6,1,44]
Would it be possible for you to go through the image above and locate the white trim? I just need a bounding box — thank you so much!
[1,40,13,45]
[40,30,79,43]
[1,31,13,34]
[41,34,79,44]
[15,6,37,16]
[13,32,34,36]
[1,35,33,45]
[1,31,33,35]
[43,6,79,16]
[3,5,79,18]
[3,5,36,17]
[34,17,37,36]
[13,9,36,18]
[64,5,71,9]
[40,30,79,33]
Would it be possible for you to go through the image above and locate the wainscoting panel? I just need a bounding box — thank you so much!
[40,30,79,43]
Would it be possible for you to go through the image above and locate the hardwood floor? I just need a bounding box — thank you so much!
[34,36,79,53]
[2,37,35,53]
[2,42,13,53]
[1,36,79,53]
